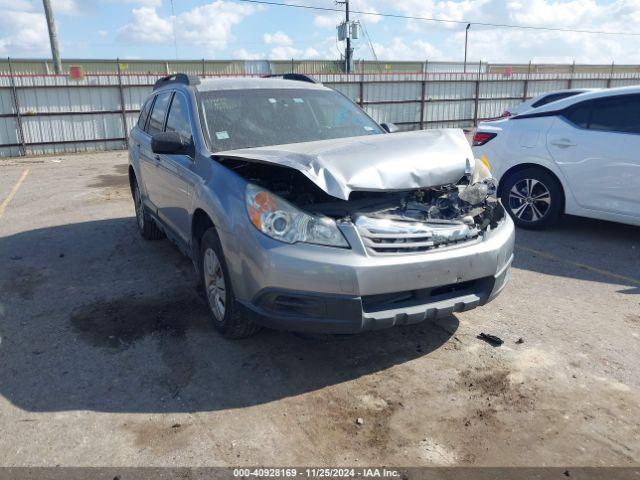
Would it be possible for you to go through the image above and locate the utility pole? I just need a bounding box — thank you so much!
[42,0,62,74]
[464,23,471,73]
[337,0,353,73]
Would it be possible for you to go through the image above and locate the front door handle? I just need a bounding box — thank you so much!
[153,154,161,165]
[550,138,576,148]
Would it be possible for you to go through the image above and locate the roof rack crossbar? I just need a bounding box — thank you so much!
[153,73,201,91]
[262,73,317,84]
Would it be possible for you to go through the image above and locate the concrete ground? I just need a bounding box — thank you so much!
[0,151,638,466]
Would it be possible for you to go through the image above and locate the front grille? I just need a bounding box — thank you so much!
[355,215,480,256]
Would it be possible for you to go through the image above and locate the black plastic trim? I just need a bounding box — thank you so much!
[153,73,201,91]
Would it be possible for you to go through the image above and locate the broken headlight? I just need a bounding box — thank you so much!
[245,184,349,248]
[458,158,497,205]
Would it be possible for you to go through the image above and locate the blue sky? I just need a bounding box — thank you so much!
[1,0,640,63]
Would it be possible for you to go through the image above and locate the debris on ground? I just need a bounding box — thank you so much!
[356,418,364,426]
[515,337,524,344]
[477,333,504,347]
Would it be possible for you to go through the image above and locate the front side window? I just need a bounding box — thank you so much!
[165,92,193,144]
[199,88,383,152]
[147,91,172,135]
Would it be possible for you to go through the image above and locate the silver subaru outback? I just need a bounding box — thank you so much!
[128,73,514,338]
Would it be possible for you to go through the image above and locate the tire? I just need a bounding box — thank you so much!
[132,178,165,240]
[500,167,563,230]
[199,227,260,338]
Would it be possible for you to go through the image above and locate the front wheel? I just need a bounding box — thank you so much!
[200,228,260,338]
[500,168,563,230]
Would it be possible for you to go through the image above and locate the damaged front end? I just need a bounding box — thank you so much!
[231,155,504,254]
[350,164,504,255]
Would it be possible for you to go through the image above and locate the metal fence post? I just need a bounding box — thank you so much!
[473,61,481,127]
[607,61,614,88]
[568,61,575,88]
[419,59,426,130]
[116,59,129,148]
[202,58,206,77]
[523,60,531,101]
[8,57,26,156]
[359,60,364,107]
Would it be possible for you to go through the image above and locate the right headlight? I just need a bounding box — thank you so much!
[245,183,349,248]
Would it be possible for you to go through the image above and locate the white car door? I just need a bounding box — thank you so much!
[546,94,640,218]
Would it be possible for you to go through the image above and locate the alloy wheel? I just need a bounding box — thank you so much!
[203,247,226,322]
[134,184,145,230]
[508,178,551,222]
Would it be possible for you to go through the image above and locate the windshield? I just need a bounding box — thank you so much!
[199,88,383,151]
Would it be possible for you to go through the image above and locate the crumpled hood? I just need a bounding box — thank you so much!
[216,128,473,200]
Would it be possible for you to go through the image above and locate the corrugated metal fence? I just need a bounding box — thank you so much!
[2,62,640,158]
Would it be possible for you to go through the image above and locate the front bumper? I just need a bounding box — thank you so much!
[224,214,515,334]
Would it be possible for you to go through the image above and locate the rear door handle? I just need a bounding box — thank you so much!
[550,138,576,148]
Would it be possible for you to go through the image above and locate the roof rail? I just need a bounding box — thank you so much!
[262,73,317,84]
[153,73,201,91]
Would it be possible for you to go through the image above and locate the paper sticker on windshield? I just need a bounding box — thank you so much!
[268,98,277,104]
[364,126,375,131]
[293,98,304,103]
[216,131,229,140]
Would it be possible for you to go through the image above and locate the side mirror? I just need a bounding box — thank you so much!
[151,131,192,155]
[381,122,399,133]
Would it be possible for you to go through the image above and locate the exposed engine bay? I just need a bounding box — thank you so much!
[225,157,505,253]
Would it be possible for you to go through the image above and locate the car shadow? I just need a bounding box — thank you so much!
[0,217,457,413]
[512,215,640,295]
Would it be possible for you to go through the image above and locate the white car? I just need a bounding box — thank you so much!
[501,88,597,117]
[472,86,640,229]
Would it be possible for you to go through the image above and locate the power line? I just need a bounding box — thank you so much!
[235,0,640,36]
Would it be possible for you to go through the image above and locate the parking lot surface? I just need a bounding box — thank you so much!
[0,151,639,466]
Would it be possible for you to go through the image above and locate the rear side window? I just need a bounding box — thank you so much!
[147,91,172,135]
[563,95,640,134]
[532,91,581,108]
[564,103,591,128]
[165,93,193,143]
[589,96,640,134]
[138,96,154,131]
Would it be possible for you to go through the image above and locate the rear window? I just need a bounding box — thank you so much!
[532,91,582,108]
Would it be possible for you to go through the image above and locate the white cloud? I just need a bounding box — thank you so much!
[98,30,109,38]
[263,31,293,46]
[118,1,261,53]
[235,48,265,60]
[267,45,323,59]
[120,0,161,5]
[0,10,49,56]
[118,6,171,43]
[0,0,33,10]
[313,14,339,28]
[369,37,442,60]
[52,0,86,14]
